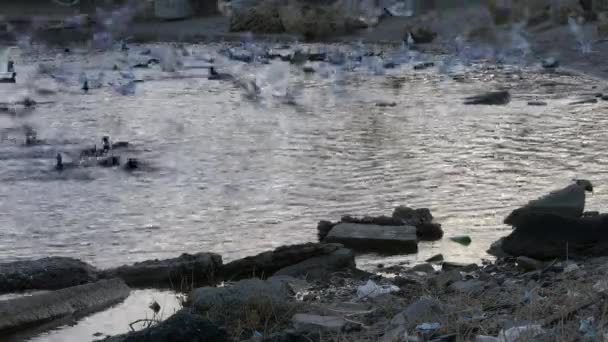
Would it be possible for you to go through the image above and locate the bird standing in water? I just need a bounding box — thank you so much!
[55,153,64,171]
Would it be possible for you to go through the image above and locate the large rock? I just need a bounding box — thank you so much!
[221,243,343,280]
[189,277,291,311]
[273,247,355,280]
[279,0,349,38]
[390,298,446,330]
[323,223,418,254]
[500,212,608,259]
[504,180,592,226]
[0,257,99,293]
[0,279,129,335]
[104,309,227,342]
[228,0,285,33]
[101,253,221,289]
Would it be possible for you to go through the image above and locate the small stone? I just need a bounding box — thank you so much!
[563,262,580,273]
[292,314,348,332]
[428,270,461,289]
[569,98,597,105]
[377,263,385,269]
[448,280,489,295]
[442,262,478,272]
[426,254,444,263]
[412,263,435,273]
[528,101,547,106]
[516,256,543,272]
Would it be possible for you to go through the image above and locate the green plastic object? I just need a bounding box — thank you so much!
[450,236,472,246]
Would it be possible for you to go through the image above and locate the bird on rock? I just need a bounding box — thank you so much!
[504,179,594,227]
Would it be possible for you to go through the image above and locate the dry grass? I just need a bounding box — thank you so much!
[202,299,301,341]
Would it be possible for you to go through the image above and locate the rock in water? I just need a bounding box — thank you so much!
[323,223,418,254]
[0,257,99,293]
[227,0,285,33]
[221,243,344,280]
[501,212,608,259]
[101,253,221,289]
[504,179,593,226]
[464,91,510,105]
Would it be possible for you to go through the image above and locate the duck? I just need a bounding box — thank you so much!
[55,153,77,171]
[55,153,64,171]
[124,158,139,171]
[504,179,594,227]
[0,72,16,83]
[207,67,233,81]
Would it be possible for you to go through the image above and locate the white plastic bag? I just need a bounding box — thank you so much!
[356,280,399,299]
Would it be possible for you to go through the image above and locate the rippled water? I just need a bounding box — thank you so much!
[0,43,605,269]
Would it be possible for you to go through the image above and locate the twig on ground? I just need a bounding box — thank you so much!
[128,318,161,332]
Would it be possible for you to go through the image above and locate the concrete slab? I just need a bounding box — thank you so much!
[324,223,417,254]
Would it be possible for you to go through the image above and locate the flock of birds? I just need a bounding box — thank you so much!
[0,29,579,177]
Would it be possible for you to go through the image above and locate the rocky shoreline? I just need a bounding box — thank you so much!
[2,198,608,341]
[3,243,608,341]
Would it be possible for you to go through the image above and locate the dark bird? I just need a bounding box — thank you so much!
[82,80,89,93]
[55,153,64,171]
[207,67,233,81]
[504,179,594,227]
[0,72,16,83]
[124,158,139,171]
[408,28,438,44]
[464,91,511,105]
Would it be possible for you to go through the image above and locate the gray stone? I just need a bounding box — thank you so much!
[390,298,446,330]
[273,248,355,280]
[0,257,99,293]
[103,309,227,342]
[227,0,285,33]
[448,280,489,295]
[324,223,417,254]
[516,256,544,272]
[0,279,129,334]
[222,243,343,281]
[442,262,478,272]
[382,325,409,342]
[189,278,290,311]
[428,270,461,289]
[426,254,444,263]
[392,206,433,226]
[292,314,346,332]
[412,263,435,273]
[101,252,221,289]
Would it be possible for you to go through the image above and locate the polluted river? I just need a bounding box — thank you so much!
[0,42,606,269]
[1,40,608,340]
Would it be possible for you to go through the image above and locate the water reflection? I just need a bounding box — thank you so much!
[0,44,604,270]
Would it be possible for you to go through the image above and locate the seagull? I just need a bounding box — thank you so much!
[504,179,594,227]
[464,90,510,105]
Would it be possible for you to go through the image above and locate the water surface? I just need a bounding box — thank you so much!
[0,43,605,269]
